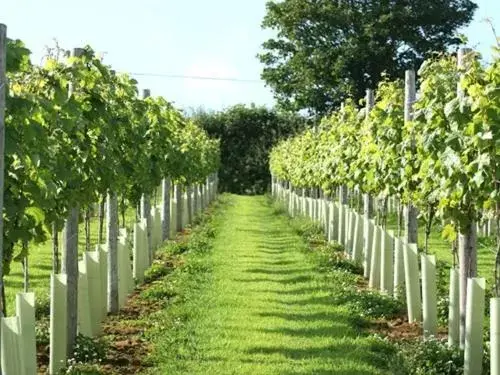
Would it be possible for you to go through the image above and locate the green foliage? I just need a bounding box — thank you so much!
[285,204,402,320]
[315,243,364,275]
[270,49,500,259]
[336,288,405,320]
[288,215,323,239]
[169,241,190,256]
[388,337,477,375]
[62,361,103,375]
[62,334,107,374]
[270,100,365,194]
[72,335,107,364]
[35,292,50,319]
[192,105,305,194]
[435,259,452,324]
[35,316,50,346]
[4,38,220,274]
[187,233,211,254]
[144,261,172,283]
[259,0,477,114]
[143,196,222,370]
[141,279,177,301]
[437,295,450,326]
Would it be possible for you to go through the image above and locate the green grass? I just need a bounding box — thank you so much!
[4,205,137,316]
[384,213,496,287]
[148,195,393,375]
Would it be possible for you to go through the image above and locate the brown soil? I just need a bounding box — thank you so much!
[368,315,448,342]
[36,223,198,375]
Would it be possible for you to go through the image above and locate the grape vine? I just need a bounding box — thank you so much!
[4,39,220,275]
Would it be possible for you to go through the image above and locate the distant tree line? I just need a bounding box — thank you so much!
[191,104,306,194]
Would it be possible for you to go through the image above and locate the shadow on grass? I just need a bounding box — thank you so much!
[257,244,297,250]
[34,264,54,271]
[259,260,299,266]
[257,311,341,322]
[242,260,299,267]
[259,325,349,338]
[8,272,52,280]
[258,249,288,255]
[246,341,384,363]
[267,295,335,307]
[254,287,332,295]
[245,268,309,275]
[233,275,313,284]
[282,369,382,375]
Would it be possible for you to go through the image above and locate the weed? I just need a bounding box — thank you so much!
[36,316,50,346]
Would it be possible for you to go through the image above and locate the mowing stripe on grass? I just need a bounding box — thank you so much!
[152,195,391,374]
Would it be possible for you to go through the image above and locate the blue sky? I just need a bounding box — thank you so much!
[3,0,499,112]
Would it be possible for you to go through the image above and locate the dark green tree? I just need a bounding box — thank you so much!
[259,0,477,115]
[191,104,305,194]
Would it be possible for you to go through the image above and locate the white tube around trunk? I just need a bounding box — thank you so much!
[351,213,363,263]
[421,254,437,337]
[393,237,405,298]
[369,225,381,289]
[338,204,345,245]
[464,277,485,375]
[403,243,422,322]
[490,298,500,375]
[363,219,374,279]
[448,268,460,346]
[344,205,351,248]
[346,208,356,258]
[380,230,394,295]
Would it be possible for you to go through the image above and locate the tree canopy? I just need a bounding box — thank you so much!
[258,0,477,115]
[191,104,305,194]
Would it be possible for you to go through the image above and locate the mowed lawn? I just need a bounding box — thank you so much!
[151,195,391,375]
[384,213,495,286]
[4,206,138,315]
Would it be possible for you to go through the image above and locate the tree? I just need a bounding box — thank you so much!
[191,104,305,194]
[258,0,477,115]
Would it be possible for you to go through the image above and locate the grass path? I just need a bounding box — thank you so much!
[153,195,390,375]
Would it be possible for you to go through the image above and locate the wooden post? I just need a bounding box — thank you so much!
[140,89,153,263]
[199,184,205,212]
[22,252,28,292]
[187,185,193,225]
[363,89,374,275]
[161,178,171,241]
[405,69,418,245]
[364,90,374,220]
[0,24,6,318]
[62,47,85,357]
[106,192,119,314]
[193,183,199,219]
[175,184,183,232]
[457,48,476,349]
